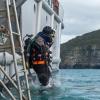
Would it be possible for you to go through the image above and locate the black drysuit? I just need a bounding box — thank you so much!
[29,41,51,86]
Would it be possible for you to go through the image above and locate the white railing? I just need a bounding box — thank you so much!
[45,0,52,7]
[59,3,64,22]
[44,0,64,22]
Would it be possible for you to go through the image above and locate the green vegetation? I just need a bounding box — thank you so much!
[61,29,100,50]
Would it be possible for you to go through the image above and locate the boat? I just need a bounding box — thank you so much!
[20,0,64,71]
[0,0,64,99]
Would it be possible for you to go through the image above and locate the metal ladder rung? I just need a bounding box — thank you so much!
[0,80,16,100]
[0,45,11,49]
[0,9,7,17]
[12,32,20,36]
[0,9,6,12]
[18,69,27,73]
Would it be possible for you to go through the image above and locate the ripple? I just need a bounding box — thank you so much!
[30,69,100,100]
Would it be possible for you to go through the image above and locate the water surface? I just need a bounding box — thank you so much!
[31,69,100,100]
[0,69,100,100]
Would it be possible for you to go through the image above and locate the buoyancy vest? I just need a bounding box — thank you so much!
[30,41,49,65]
[26,31,53,56]
[24,31,53,68]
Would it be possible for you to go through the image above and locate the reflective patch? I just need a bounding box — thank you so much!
[32,61,46,65]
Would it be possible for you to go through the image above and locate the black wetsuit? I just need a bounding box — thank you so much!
[29,41,51,86]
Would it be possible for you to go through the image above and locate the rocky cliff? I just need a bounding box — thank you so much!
[60,30,100,69]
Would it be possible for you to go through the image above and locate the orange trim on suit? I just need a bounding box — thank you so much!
[32,60,46,65]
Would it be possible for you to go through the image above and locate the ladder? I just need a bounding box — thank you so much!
[0,0,31,100]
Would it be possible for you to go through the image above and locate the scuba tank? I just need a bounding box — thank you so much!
[23,34,33,69]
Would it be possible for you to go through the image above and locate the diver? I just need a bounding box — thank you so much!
[24,26,55,86]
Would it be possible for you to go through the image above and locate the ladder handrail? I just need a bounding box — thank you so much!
[0,80,16,100]
[0,65,18,89]
[6,0,23,100]
[12,0,31,99]
[0,66,28,100]
[0,0,31,99]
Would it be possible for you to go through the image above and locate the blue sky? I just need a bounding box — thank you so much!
[60,0,100,43]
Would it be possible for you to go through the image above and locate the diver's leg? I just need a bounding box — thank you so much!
[33,65,51,86]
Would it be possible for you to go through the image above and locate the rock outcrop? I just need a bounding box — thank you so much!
[60,30,100,69]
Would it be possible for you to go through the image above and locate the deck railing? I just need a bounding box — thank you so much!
[59,3,64,22]
[44,0,64,23]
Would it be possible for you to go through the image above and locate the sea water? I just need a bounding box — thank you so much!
[31,69,100,100]
[0,69,100,100]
